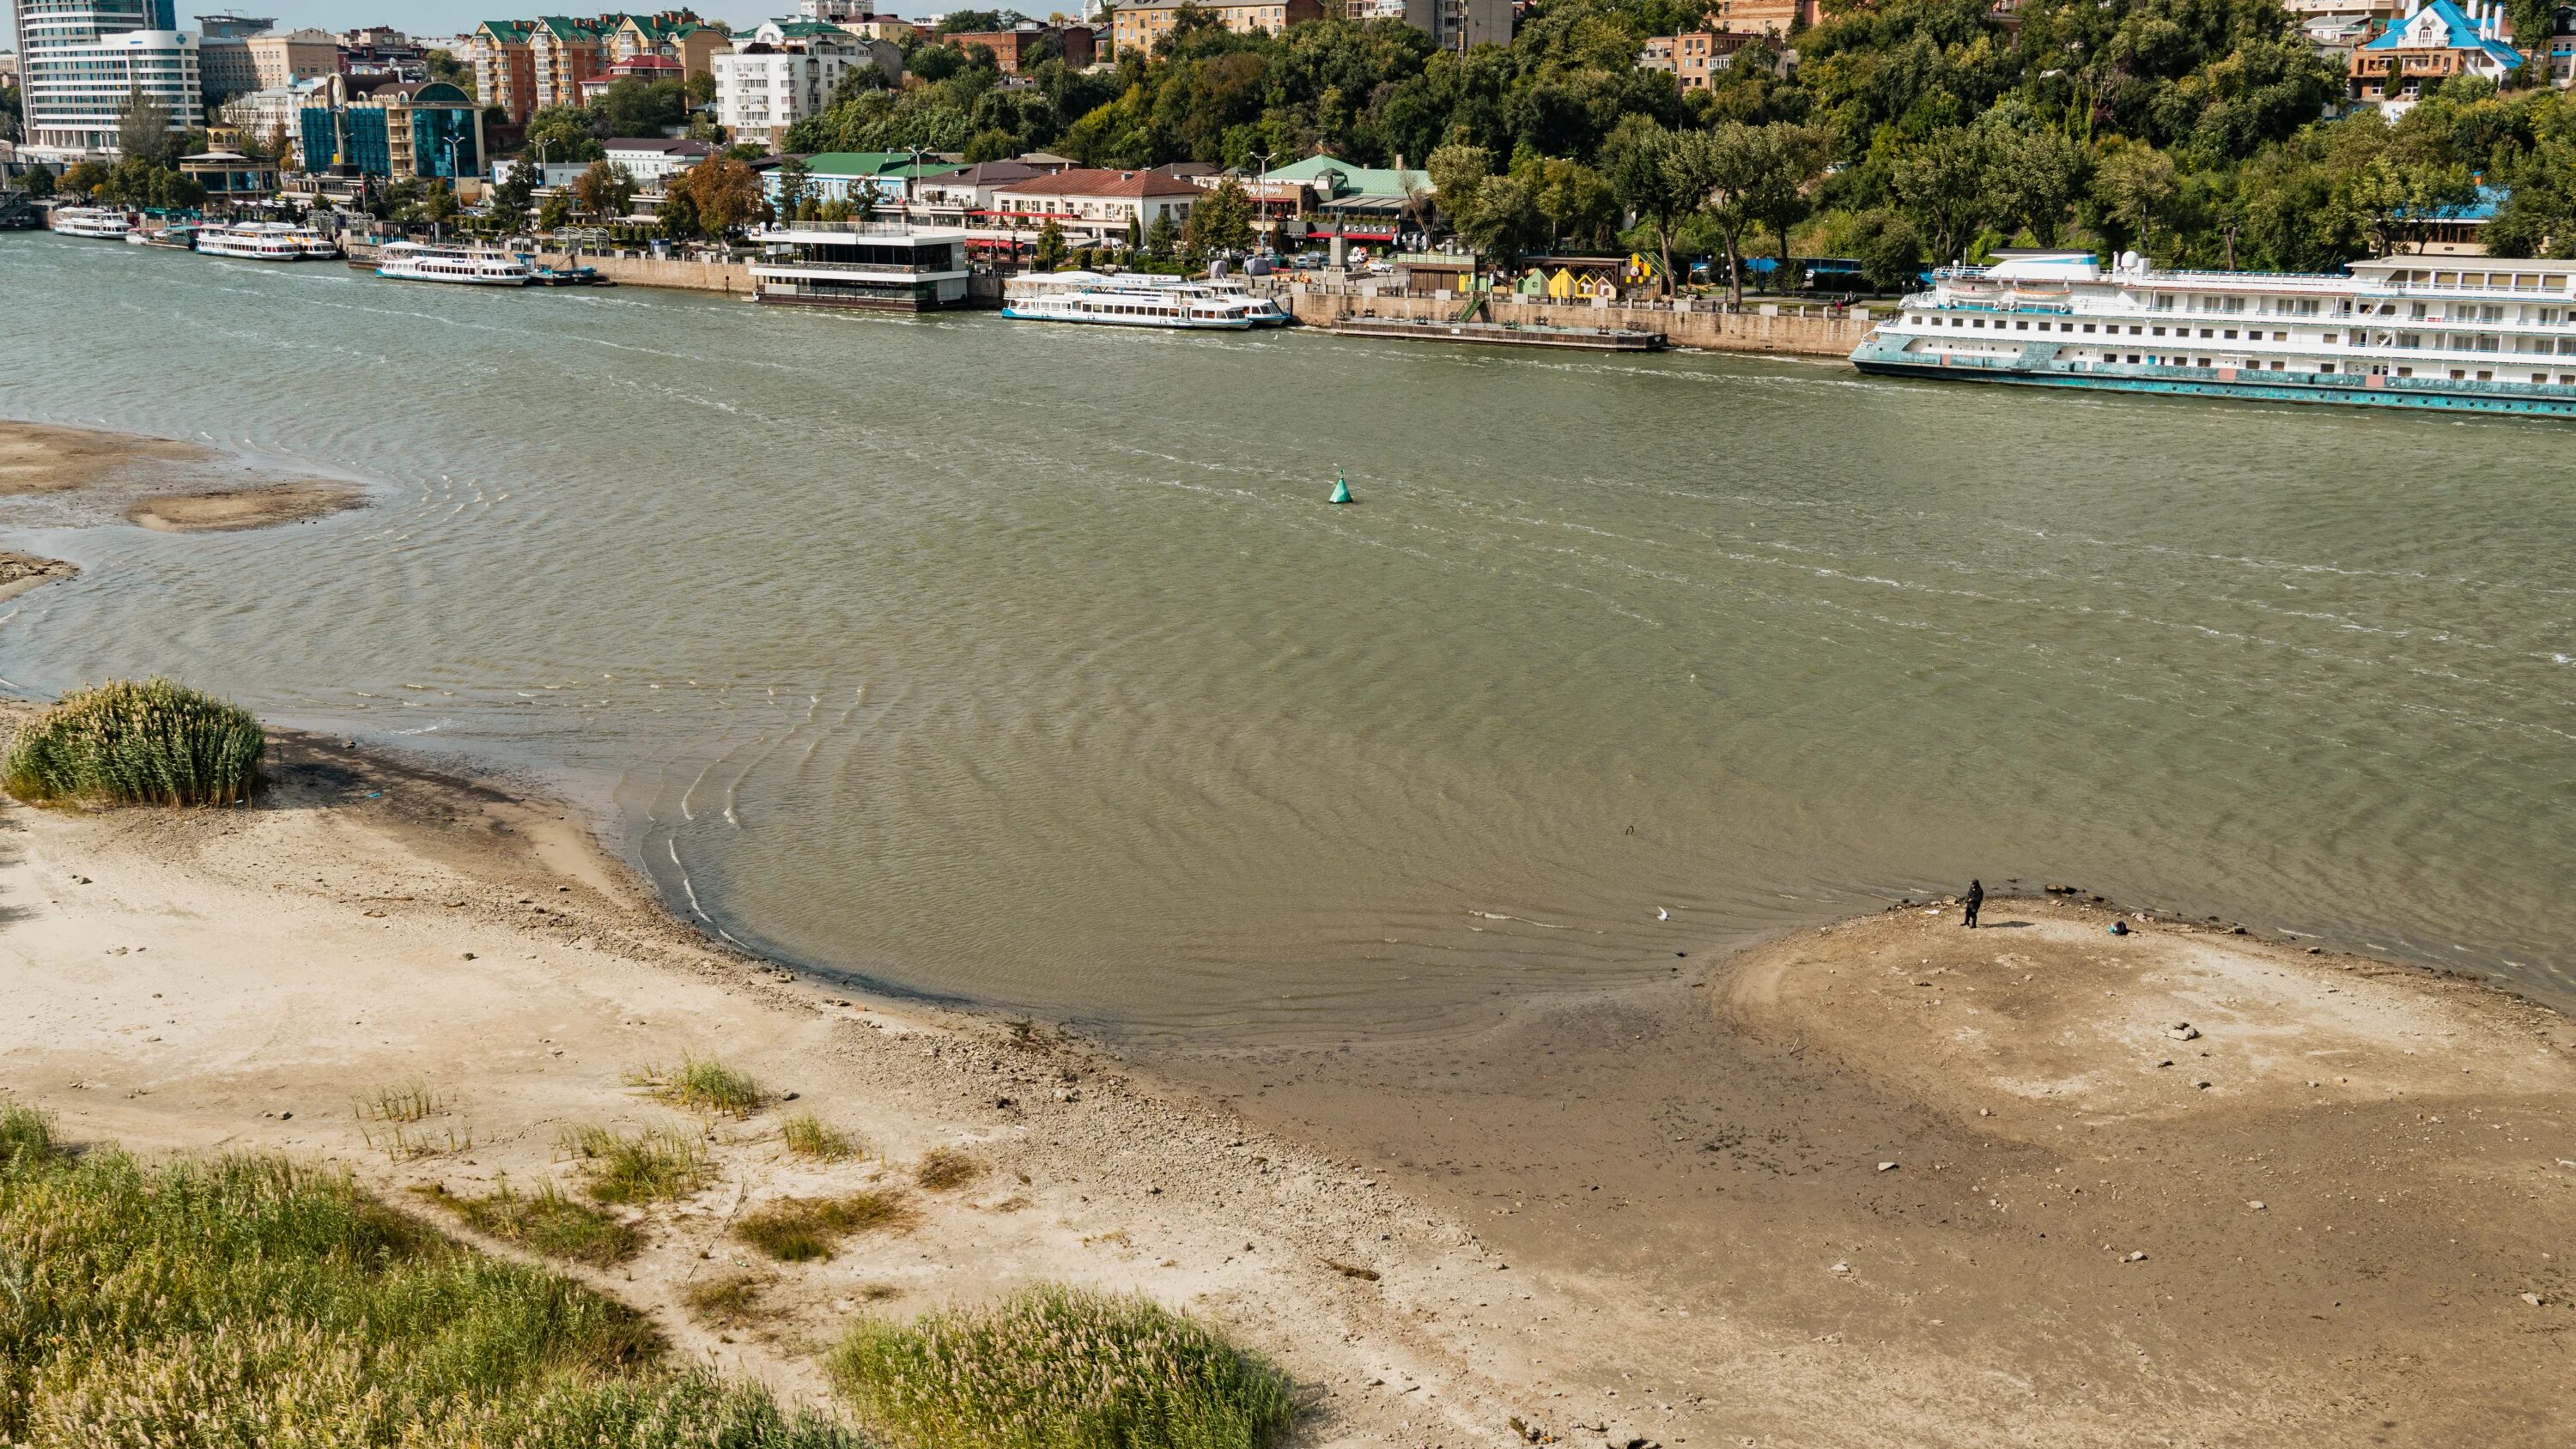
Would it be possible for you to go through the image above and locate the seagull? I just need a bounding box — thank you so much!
[1656,907,1669,921]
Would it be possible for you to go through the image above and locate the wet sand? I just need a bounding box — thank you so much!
[0,419,364,550]
[1166,900,2576,1446]
[2,708,2568,1445]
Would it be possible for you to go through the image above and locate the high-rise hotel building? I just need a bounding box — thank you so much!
[10,0,201,158]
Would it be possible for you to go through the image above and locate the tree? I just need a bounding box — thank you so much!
[1892,127,1991,270]
[525,104,605,163]
[61,159,112,197]
[117,88,176,165]
[1846,208,1923,294]
[1145,209,1180,259]
[20,166,54,198]
[775,156,813,218]
[425,49,476,94]
[1981,125,2081,247]
[1185,176,1255,256]
[2095,142,2180,259]
[1736,123,1834,280]
[1035,216,1069,270]
[1602,116,1689,296]
[489,161,538,233]
[538,191,574,232]
[659,185,703,240]
[1528,156,1617,252]
[571,160,639,221]
[671,155,765,239]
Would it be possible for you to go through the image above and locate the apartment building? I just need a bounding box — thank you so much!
[1111,0,1319,54]
[712,21,902,150]
[246,26,337,88]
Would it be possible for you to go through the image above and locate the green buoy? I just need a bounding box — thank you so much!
[1328,470,1353,505]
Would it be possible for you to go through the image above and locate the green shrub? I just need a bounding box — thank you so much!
[416,1179,642,1266]
[0,1104,862,1447]
[1,678,264,807]
[827,1285,1294,1449]
[736,1191,916,1263]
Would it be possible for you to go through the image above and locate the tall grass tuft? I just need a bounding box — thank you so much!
[556,1122,711,1204]
[0,1100,863,1447]
[627,1055,769,1119]
[829,1285,1293,1449]
[1,678,264,808]
[781,1112,860,1161]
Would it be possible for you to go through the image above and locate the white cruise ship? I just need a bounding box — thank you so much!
[1851,250,2576,417]
[374,241,532,287]
[1001,271,1289,330]
[197,222,325,262]
[50,207,133,239]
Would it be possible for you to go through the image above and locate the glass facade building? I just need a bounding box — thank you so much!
[300,80,482,180]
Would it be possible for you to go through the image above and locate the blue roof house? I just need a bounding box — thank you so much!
[2354,0,2524,117]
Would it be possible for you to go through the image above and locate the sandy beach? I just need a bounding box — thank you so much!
[1,709,2569,1447]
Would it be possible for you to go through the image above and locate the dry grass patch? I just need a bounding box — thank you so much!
[414,1179,641,1266]
[626,1055,769,1119]
[781,1111,860,1161]
[683,1270,773,1329]
[913,1147,984,1191]
[828,1283,1294,1449]
[736,1190,919,1263]
[556,1123,710,1204]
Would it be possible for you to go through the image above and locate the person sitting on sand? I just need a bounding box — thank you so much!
[1963,879,1984,929]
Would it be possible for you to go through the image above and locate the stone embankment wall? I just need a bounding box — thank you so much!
[532,252,753,294]
[1281,287,1873,360]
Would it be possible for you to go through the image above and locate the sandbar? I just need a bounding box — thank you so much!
[1,708,2569,1445]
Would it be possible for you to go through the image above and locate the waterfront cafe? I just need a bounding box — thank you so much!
[181,151,283,203]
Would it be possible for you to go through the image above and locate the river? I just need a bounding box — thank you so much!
[5,233,2572,1040]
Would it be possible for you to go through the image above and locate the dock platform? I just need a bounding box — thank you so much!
[1325,315,1665,352]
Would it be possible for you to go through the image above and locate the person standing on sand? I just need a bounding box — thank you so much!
[1963,879,1984,929]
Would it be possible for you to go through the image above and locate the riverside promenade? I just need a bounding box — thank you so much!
[1278,282,1872,359]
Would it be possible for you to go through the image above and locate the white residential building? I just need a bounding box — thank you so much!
[9,0,201,160]
[711,21,900,151]
[987,167,1200,245]
[603,136,719,181]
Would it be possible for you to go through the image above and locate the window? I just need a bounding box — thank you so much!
[2126,354,2140,363]
[2223,330,2237,340]
[2082,323,2097,333]
[2198,328,2214,338]
[2152,325,2166,336]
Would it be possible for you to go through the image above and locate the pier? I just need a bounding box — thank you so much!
[1325,314,1666,351]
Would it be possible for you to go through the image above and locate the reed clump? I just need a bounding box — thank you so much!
[415,1179,641,1266]
[628,1055,769,1119]
[1,678,264,807]
[781,1111,860,1161]
[556,1123,710,1204]
[827,1284,1294,1449]
[0,1099,861,1447]
[736,1191,918,1263]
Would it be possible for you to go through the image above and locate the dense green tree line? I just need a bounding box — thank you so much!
[773,0,2576,278]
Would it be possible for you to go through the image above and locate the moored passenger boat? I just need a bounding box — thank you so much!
[374,241,532,287]
[196,222,316,262]
[49,207,133,239]
[1000,271,1289,330]
[1851,250,2576,417]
